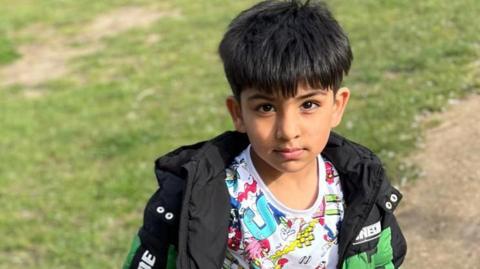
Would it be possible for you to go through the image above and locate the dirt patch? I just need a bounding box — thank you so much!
[396,94,480,268]
[82,7,180,42]
[0,6,180,91]
[0,41,97,88]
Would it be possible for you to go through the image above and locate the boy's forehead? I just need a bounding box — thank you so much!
[241,86,330,101]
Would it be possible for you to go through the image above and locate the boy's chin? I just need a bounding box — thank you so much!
[270,159,318,174]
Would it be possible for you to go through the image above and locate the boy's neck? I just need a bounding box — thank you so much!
[250,148,319,210]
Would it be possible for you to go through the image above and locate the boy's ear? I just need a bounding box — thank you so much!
[331,87,350,128]
[225,96,246,133]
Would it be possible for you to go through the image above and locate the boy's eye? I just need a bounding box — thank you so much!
[257,104,274,112]
[301,101,319,110]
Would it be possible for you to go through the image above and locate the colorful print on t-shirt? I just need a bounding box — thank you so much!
[223,145,344,269]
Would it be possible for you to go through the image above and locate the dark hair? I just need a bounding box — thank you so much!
[219,0,352,99]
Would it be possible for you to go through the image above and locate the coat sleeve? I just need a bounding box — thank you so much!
[376,180,407,268]
[342,182,407,269]
[123,171,185,269]
[388,213,407,268]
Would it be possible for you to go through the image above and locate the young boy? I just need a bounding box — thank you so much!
[123,1,406,268]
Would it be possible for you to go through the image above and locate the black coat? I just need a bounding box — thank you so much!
[123,131,407,269]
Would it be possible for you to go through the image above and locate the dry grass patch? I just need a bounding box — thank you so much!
[0,6,181,90]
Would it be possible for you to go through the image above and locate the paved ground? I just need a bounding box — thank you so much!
[396,94,480,268]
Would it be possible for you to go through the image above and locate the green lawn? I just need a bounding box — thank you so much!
[0,0,478,267]
[0,30,19,65]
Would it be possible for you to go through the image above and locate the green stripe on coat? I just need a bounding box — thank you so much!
[123,235,141,269]
[342,228,394,269]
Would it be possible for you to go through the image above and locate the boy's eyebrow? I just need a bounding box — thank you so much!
[296,91,327,100]
[246,93,275,101]
[246,91,327,101]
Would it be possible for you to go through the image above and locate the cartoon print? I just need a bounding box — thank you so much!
[268,203,287,225]
[244,195,277,239]
[228,203,243,251]
[225,150,344,268]
[298,255,312,265]
[230,195,241,209]
[276,258,289,268]
[225,168,240,191]
[249,257,289,269]
[325,194,341,216]
[323,225,336,243]
[228,226,242,251]
[238,180,257,202]
[280,226,295,241]
[312,198,326,225]
[324,161,338,185]
[269,218,319,261]
[296,221,316,248]
[245,238,271,261]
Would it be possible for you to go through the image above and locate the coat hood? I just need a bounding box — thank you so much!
[154,131,249,184]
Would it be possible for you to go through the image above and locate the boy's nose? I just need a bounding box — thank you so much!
[275,113,300,141]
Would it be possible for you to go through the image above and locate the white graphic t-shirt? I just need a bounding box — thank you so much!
[223,145,345,269]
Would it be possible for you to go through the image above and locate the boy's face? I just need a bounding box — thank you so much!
[226,83,350,180]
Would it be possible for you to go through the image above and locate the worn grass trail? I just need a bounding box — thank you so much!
[397,94,480,268]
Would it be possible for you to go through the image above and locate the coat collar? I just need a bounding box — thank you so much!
[156,130,385,199]
[156,131,386,268]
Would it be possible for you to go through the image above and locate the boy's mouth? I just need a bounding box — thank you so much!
[274,147,305,159]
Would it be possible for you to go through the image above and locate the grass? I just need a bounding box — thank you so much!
[0,31,19,65]
[0,0,479,267]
